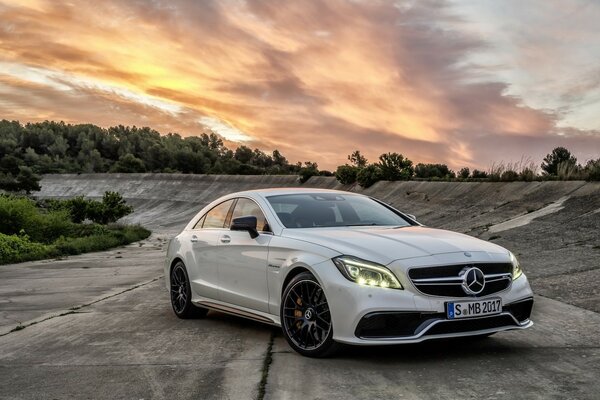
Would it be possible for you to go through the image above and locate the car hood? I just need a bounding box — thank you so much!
[281,226,507,265]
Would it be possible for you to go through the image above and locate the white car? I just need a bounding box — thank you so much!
[165,188,533,357]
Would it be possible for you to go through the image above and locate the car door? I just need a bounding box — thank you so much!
[217,197,272,313]
[187,199,235,301]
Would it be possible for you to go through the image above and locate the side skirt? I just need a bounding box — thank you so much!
[194,299,282,327]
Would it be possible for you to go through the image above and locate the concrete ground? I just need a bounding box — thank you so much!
[1,175,599,399]
[1,268,599,399]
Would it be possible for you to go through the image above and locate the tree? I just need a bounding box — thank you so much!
[234,145,253,164]
[348,150,368,168]
[15,166,41,194]
[111,154,146,173]
[459,167,470,179]
[585,159,600,181]
[541,147,577,176]
[378,153,413,181]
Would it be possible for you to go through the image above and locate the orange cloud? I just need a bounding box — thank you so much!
[0,0,598,170]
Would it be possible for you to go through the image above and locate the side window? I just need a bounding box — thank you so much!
[202,199,234,229]
[192,215,206,230]
[231,198,270,232]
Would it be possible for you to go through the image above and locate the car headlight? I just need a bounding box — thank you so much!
[510,252,523,280]
[332,256,403,289]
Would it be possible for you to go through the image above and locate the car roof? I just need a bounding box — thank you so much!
[232,187,358,198]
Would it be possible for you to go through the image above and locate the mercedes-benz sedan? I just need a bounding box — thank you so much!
[165,188,533,357]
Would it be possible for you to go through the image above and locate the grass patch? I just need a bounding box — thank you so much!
[0,194,150,265]
[0,225,150,265]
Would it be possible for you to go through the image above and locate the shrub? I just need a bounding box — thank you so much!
[299,162,319,183]
[414,163,452,179]
[556,161,584,180]
[472,169,488,179]
[458,167,470,179]
[0,195,38,236]
[519,168,536,182]
[585,159,600,181]
[335,165,359,185]
[85,191,133,224]
[357,164,383,188]
[0,233,56,264]
[500,170,519,182]
[53,225,150,256]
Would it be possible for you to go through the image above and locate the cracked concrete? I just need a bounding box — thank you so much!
[0,174,598,399]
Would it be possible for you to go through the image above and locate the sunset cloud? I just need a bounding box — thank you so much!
[0,0,598,170]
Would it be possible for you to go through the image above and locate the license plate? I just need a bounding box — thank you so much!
[446,298,502,319]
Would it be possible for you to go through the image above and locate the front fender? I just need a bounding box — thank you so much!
[266,236,340,314]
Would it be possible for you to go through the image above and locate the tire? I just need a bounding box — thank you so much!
[170,261,208,319]
[280,272,340,357]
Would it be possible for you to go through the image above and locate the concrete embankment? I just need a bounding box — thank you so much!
[38,174,600,311]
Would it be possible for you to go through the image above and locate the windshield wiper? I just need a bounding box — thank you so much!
[344,223,379,226]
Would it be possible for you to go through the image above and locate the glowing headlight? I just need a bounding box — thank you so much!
[510,252,523,280]
[332,256,403,289]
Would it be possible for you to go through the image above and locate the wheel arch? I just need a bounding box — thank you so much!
[281,266,312,297]
[167,257,184,286]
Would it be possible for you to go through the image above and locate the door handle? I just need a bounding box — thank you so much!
[190,235,198,243]
[220,235,231,244]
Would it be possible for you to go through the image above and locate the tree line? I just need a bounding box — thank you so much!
[334,148,600,187]
[0,119,598,193]
[0,120,330,193]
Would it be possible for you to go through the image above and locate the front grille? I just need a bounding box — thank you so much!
[408,263,512,297]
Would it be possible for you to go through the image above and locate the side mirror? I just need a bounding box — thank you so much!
[231,216,259,239]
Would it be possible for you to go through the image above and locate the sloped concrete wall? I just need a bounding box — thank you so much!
[37,174,598,235]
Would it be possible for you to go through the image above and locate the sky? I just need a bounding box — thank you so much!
[0,0,599,170]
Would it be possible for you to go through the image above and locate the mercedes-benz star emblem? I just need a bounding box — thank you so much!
[461,267,485,295]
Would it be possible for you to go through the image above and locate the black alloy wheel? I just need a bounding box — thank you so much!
[170,261,208,319]
[281,272,340,357]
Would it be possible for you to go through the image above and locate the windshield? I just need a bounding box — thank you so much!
[266,193,412,228]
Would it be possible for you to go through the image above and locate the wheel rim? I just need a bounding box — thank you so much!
[171,264,188,314]
[282,279,332,350]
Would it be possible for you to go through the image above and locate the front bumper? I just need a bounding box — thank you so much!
[355,297,533,341]
[314,259,534,345]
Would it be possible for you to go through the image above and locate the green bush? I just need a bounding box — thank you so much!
[335,165,359,185]
[38,192,133,225]
[357,164,383,188]
[0,233,56,264]
[458,167,470,179]
[0,195,38,236]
